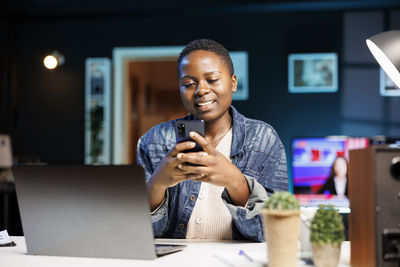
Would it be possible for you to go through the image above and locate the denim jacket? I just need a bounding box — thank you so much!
[137,106,288,242]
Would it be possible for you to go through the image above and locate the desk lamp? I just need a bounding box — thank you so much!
[348,31,400,267]
[366,30,400,88]
[367,30,400,177]
[367,30,400,265]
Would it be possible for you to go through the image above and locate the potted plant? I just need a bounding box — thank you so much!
[261,191,301,267]
[89,105,104,164]
[310,204,345,267]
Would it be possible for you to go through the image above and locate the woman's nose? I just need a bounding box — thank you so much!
[195,81,211,96]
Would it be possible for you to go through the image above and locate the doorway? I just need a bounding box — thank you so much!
[112,46,185,164]
[127,60,187,163]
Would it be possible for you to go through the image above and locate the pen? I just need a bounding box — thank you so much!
[238,249,253,262]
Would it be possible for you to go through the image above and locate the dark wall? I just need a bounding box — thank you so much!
[0,21,4,129]
[1,6,399,170]
[233,12,342,150]
[5,11,342,165]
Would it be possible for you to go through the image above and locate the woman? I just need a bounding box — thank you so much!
[137,39,288,241]
[318,156,348,197]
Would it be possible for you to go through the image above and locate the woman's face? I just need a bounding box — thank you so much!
[333,157,347,177]
[178,50,237,123]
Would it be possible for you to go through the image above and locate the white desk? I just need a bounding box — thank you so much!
[1,237,350,267]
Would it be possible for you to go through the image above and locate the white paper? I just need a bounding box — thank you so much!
[0,230,12,245]
[214,249,312,267]
[213,250,266,267]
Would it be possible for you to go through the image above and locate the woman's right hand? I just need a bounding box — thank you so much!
[147,141,204,211]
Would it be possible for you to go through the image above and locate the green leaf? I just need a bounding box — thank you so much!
[310,204,345,245]
[263,191,300,210]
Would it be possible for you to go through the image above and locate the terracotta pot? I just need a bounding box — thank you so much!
[261,209,301,267]
[312,243,341,267]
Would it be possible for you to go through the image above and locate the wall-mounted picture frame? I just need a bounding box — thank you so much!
[288,53,338,93]
[380,68,400,96]
[230,51,249,100]
[85,58,111,164]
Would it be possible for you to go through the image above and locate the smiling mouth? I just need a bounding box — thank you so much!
[196,100,215,107]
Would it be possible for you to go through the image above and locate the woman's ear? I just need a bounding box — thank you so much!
[231,74,238,93]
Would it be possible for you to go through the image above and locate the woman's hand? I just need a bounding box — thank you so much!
[176,131,250,206]
[147,140,204,211]
[153,141,206,188]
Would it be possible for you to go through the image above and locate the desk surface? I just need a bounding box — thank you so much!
[1,237,350,267]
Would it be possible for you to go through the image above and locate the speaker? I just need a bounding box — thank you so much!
[349,146,400,267]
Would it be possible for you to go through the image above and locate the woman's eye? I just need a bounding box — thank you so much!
[208,79,219,84]
[184,83,196,88]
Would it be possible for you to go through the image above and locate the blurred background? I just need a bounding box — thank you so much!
[1,0,400,235]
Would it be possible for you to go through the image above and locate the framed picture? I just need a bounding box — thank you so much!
[230,51,249,100]
[288,53,338,93]
[85,58,111,164]
[380,68,400,96]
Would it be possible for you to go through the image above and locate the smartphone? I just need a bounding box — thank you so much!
[174,120,205,152]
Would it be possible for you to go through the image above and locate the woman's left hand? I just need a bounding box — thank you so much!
[176,131,250,206]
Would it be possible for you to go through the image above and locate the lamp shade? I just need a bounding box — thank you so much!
[366,30,400,88]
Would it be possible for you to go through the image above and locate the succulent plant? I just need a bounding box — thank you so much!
[263,191,300,210]
[89,105,104,164]
[310,204,345,246]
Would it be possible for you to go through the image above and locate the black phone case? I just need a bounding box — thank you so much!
[174,120,205,152]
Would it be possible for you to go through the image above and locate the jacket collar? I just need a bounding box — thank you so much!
[230,106,245,157]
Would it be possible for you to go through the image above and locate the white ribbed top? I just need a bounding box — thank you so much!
[334,176,347,197]
[185,128,233,240]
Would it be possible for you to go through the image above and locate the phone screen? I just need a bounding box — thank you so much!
[175,120,205,152]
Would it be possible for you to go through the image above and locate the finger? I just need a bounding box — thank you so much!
[189,131,213,153]
[176,163,185,172]
[192,177,208,182]
[176,161,205,173]
[179,164,208,175]
[190,174,210,182]
[177,151,209,166]
[169,141,196,157]
[185,173,205,180]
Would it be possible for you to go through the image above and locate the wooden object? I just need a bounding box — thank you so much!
[349,146,400,267]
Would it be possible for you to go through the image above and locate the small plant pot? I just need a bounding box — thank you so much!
[261,209,301,267]
[311,243,341,267]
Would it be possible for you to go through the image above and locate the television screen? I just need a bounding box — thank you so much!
[292,136,369,213]
[292,136,369,194]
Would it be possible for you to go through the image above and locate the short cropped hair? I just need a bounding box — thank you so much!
[177,39,234,77]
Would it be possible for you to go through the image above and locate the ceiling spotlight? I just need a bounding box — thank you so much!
[43,51,65,70]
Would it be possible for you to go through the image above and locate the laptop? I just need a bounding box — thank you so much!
[12,165,185,260]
